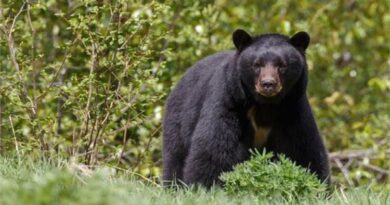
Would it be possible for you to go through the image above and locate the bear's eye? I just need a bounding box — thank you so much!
[253,61,263,68]
[276,59,287,68]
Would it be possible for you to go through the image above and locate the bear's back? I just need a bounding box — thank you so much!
[164,51,235,144]
[167,51,234,108]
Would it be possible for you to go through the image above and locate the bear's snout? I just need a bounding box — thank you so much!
[255,64,282,97]
[260,79,277,90]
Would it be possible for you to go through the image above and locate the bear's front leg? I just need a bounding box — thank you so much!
[182,117,249,188]
[267,97,331,184]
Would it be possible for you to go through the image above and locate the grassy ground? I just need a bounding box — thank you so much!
[0,157,388,205]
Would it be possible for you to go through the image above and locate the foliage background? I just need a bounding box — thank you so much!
[0,0,389,188]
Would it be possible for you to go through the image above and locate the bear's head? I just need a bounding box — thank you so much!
[233,29,309,104]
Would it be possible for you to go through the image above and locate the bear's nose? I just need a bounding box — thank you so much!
[260,79,277,90]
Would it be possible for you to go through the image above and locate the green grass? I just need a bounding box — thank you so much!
[0,156,388,205]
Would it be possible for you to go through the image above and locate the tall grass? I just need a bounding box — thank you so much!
[0,156,388,205]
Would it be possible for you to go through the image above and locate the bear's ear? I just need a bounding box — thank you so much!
[232,29,252,51]
[289,31,310,51]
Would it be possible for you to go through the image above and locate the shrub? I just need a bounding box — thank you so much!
[220,150,327,199]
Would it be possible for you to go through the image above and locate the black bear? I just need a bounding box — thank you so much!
[162,29,330,188]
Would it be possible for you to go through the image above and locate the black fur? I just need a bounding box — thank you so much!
[162,30,330,188]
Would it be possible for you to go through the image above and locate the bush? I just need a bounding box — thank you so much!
[220,150,327,199]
